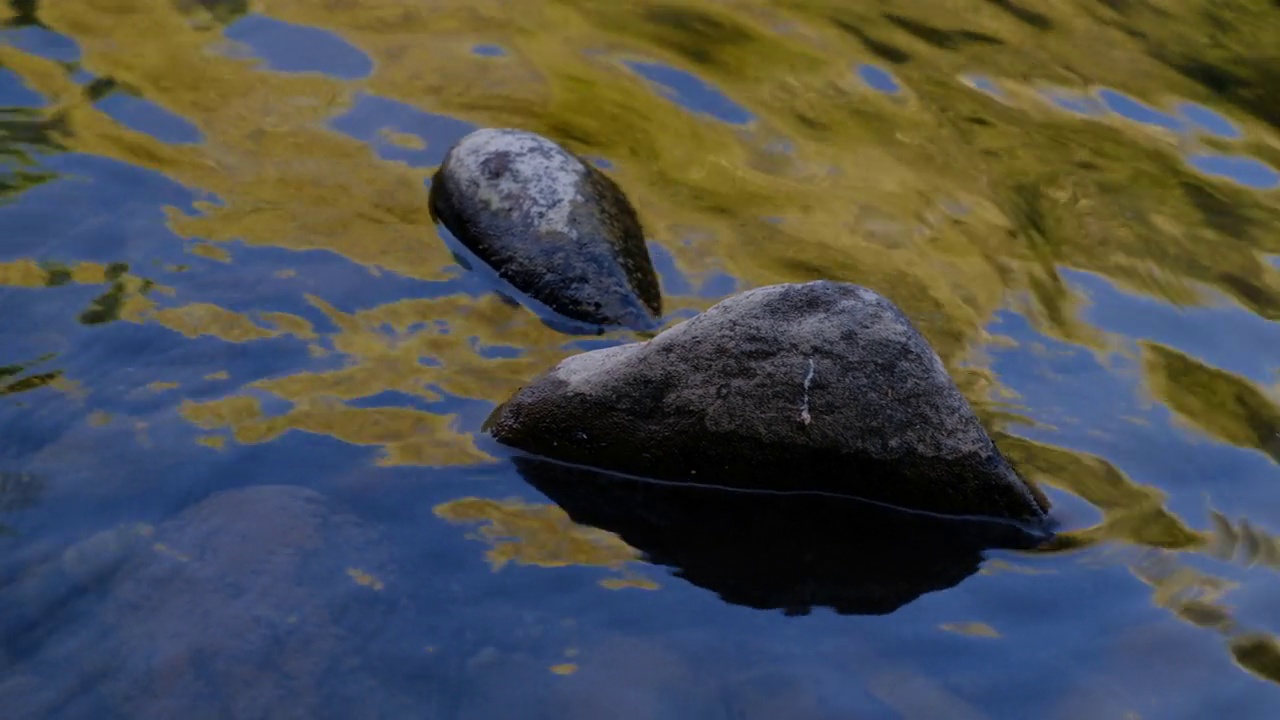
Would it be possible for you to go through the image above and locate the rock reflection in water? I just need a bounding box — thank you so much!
[512,455,1050,616]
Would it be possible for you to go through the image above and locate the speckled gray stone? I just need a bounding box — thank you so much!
[429,128,662,330]
[487,280,1051,523]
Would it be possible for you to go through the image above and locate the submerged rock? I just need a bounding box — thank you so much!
[0,486,417,719]
[487,281,1051,523]
[429,128,662,331]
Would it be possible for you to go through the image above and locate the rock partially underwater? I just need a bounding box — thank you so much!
[429,128,662,331]
[488,281,1051,524]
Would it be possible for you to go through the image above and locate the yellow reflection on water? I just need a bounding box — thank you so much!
[148,303,296,342]
[998,434,1198,549]
[187,243,231,263]
[0,260,129,288]
[0,260,59,287]
[939,621,1001,638]
[170,290,592,465]
[1232,634,1280,685]
[1143,342,1280,462]
[346,567,387,591]
[181,394,489,467]
[19,0,1277,357]
[1131,549,1280,688]
[434,497,658,590]
[8,0,1276,437]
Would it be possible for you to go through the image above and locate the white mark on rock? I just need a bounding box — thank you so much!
[799,357,816,426]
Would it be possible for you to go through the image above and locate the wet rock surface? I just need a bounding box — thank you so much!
[429,128,662,331]
[488,281,1051,523]
[514,456,1044,615]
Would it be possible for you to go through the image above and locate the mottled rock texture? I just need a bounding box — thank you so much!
[488,281,1050,523]
[429,128,662,330]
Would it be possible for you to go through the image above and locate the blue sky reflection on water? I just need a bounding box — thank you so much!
[1186,153,1280,190]
[961,74,1003,99]
[624,60,754,125]
[330,92,476,168]
[1041,87,1104,117]
[1032,84,1280,189]
[0,25,80,62]
[0,68,46,107]
[1178,101,1242,140]
[857,63,902,94]
[223,14,375,79]
[3,1,1280,717]
[1096,87,1183,133]
[95,93,204,145]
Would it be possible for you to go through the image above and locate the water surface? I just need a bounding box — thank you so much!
[3,0,1280,717]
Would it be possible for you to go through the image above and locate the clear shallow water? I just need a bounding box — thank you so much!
[2,0,1280,717]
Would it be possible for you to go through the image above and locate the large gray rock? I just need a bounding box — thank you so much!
[429,128,662,331]
[487,281,1051,523]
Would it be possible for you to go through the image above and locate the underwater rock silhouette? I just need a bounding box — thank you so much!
[429,128,662,332]
[489,280,1050,523]
[513,456,1048,615]
[0,486,416,719]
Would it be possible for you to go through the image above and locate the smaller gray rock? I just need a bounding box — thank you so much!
[429,128,662,330]
[486,281,1050,523]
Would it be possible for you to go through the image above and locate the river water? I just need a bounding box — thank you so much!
[2,1,1280,717]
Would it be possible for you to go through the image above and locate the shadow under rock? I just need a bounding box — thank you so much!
[513,455,1052,616]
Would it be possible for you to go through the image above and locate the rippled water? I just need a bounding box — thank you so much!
[3,0,1280,717]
